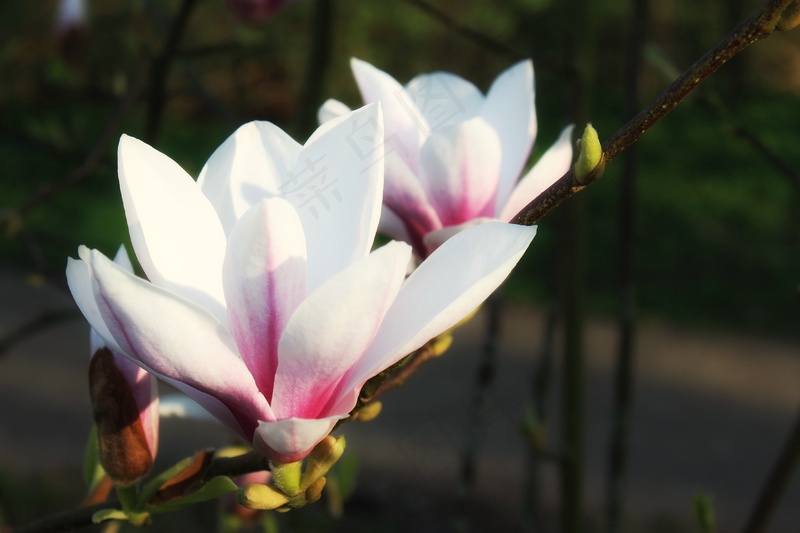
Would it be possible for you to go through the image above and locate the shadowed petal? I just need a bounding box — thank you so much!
[500,125,574,221]
[318,99,351,124]
[272,241,411,419]
[223,198,308,403]
[118,135,227,321]
[253,415,344,464]
[480,60,538,212]
[198,122,302,235]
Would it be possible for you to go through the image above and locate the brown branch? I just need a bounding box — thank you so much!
[511,0,798,227]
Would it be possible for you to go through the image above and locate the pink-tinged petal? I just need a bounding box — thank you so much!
[253,415,344,463]
[351,58,425,172]
[382,151,442,255]
[500,125,574,221]
[113,353,160,455]
[223,198,307,402]
[85,247,273,435]
[288,104,384,290]
[422,217,496,256]
[335,222,536,410]
[318,99,351,124]
[480,60,538,212]
[271,241,411,420]
[198,121,302,235]
[118,135,227,322]
[68,254,124,354]
[404,71,483,133]
[419,117,501,226]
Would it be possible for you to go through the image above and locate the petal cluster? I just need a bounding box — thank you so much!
[320,58,574,257]
[67,105,535,463]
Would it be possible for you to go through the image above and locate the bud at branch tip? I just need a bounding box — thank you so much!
[574,123,603,184]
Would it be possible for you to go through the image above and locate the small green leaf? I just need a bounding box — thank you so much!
[91,509,129,524]
[83,425,106,491]
[148,476,238,513]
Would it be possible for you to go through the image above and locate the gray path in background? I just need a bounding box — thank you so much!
[1,271,798,531]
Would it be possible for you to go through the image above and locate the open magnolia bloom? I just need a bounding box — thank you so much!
[320,58,573,258]
[67,104,536,463]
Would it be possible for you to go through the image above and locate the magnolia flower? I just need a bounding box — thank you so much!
[320,59,574,258]
[87,246,159,486]
[224,0,297,22]
[67,105,535,463]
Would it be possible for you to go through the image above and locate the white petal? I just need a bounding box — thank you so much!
[86,247,273,429]
[287,104,384,290]
[253,415,344,463]
[481,60,538,212]
[341,222,536,400]
[318,99,351,124]
[500,125,574,221]
[223,198,307,401]
[419,117,502,226]
[351,58,425,172]
[422,217,496,256]
[68,252,124,355]
[404,71,484,133]
[197,121,302,235]
[118,135,227,321]
[272,241,411,419]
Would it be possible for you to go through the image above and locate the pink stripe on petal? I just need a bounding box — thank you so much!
[272,241,410,420]
[223,198,308,402]
[420,118,501,227]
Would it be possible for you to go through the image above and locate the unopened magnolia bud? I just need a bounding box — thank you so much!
[354,401,382,423]
[777,2,800,31]
[89,348,153,486]
[238,483,289,511]
[304,476,327,504]
[574,123,603,184]
[430,333,453,357]
[270,460,302,497]
[299,436,346,491]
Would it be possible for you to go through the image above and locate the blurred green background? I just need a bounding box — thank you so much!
[1,0,798,336]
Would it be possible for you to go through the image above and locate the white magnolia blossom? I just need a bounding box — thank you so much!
[68,105,535,462]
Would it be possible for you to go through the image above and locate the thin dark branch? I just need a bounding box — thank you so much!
[3,69,148,221]
[293,0,335,138]
[401,0,526,62]
[460,294,502,490]
[741,406,800,533]
[144,0,199,144]
[606,0,648,531]
[511,0,798,227]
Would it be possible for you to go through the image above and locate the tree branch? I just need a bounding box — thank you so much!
[511,0,798,227]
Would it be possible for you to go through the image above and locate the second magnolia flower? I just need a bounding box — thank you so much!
[321,58,574,258]
[67,105,536,463]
